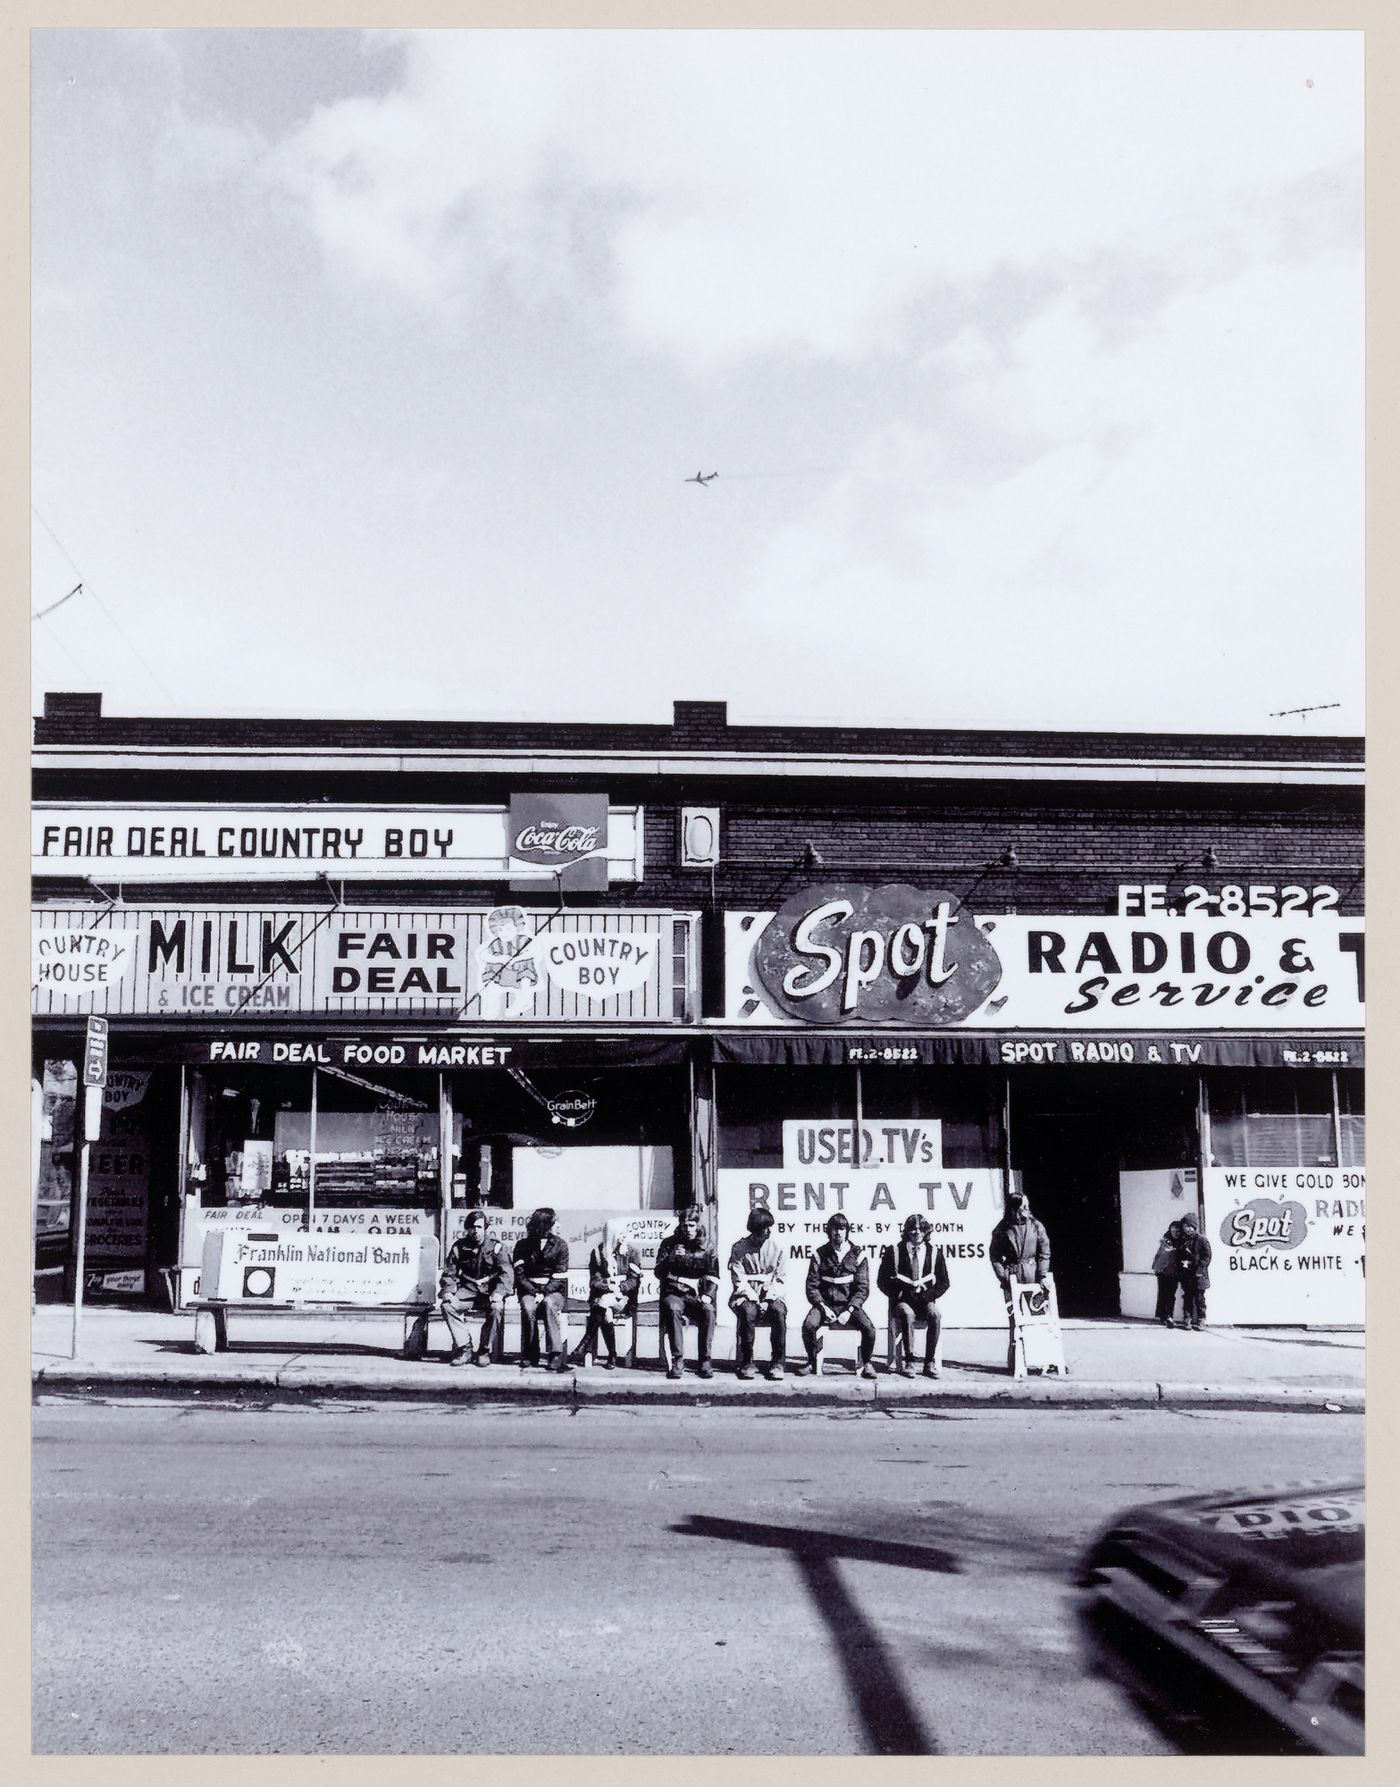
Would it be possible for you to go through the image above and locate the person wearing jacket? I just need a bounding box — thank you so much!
[572,1226,644,1369]
[439,1206,511,1366]
[655,1205,720,1379]
[513,1206,571,1372]
[1151,1219,1184,1326]
[877,1212,950,1378]
[797,1211,876,1378]
[989,1187,1052,1296]
[727,1205,787,1381]
[1175,1211,1212,1330]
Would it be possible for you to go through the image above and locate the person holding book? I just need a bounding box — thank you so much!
[878,1212,951,1378]
[727,1204,788,1381]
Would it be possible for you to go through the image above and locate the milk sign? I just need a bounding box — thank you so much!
[752,883,1003,1026]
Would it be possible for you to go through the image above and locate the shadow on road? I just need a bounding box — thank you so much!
[673,1512,958,1754]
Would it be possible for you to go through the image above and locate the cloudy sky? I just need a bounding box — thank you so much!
[30,27,1363,733]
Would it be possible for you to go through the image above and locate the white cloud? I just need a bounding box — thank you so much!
[260,30,1361,370]
[733,249,1362,732]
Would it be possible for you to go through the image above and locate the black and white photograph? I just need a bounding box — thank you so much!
[27,17,1366,1760]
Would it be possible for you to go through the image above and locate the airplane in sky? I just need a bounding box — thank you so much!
[685,470,718,487]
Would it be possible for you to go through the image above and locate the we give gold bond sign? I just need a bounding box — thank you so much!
[716,1119,1012,1330]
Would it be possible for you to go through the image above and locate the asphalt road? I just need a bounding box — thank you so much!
[32,1399,1363,1756]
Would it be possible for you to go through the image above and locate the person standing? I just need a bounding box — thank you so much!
[513,1206,571,1371]
[1175,1211,1212,1330]
[990,1188,1052,1373]
[989,1187,1052,1294]
[1151,1219,1184,1326]
[878,1212,950,1377]
[797,1212,877,1378]
[574,1225,644,1368]
[439,1206,511,1366]
[655,1205,720,1379]
[727,1205,788,1381]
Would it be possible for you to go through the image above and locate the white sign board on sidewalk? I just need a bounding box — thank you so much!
[1200,1166,1364,1324]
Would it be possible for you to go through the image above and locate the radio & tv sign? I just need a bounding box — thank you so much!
[725,883,1364,1032]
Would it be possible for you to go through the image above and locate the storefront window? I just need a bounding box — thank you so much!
[35,1059,78,1278]
[293,1068,446,1208]
[715,1066,855,1169]
[448,1066,685,1210]
[1205,1070,1342,1168]
[1338,1071,1365,1167]
[859,1066,1004,1168]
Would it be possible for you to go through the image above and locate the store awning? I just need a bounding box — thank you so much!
[30,1027,695,1070]
[708,1031,1363,1070]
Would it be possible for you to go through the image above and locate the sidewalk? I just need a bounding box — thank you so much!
[31,1304,1365,1411]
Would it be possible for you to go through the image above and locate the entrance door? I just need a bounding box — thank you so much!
[1009,1067,1198,1318]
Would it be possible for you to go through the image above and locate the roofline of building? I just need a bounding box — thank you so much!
[30,744,1363,788]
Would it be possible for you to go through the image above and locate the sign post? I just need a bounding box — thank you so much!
[70,1016,108,1359]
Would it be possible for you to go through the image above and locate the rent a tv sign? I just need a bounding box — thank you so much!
[724,882,1364,1031]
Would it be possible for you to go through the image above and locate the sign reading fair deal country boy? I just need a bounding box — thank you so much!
[726,883,1364,1030]
[33,803,641,883]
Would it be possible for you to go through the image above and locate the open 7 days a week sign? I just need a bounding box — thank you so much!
[717,1118,1011,1329]
[725,885,1364,1031]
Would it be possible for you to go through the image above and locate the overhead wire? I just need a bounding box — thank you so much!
[31,504,177,701]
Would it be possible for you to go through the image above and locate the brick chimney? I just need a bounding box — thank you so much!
[672,701,728,747]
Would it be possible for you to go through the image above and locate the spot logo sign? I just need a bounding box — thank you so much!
[752,883,1003,1026]
[1221,1197,1309,1252]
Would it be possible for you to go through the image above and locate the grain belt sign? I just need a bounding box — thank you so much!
[725,889,1364,1032]
[717,1117,1011,1330]
[31,907,693,1023]
[33,804,642,884]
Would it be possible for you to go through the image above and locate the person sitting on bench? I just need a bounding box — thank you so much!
[797,1212,876,1378]
[655,1205,720,1380]
[513,1206,571,1372]
[878,1212,950,1378]
[727,1204,787,1381]
[439,1207,511,1367]
[573,1225,643,1369]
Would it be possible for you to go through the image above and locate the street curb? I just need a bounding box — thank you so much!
[31,1361,1364,1414]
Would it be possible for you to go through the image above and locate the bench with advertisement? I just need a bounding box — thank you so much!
[193,1223,440,1352]
[403,1208,674,1366]
[192,1206,676,1358]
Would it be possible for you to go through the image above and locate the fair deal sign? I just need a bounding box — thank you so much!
[724,885,1363,1030]
[716,1118,1011,1330]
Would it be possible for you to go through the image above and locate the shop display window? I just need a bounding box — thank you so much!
[35,1058,78,1266]
[717,1064,1006,1170]
[186,1066,452,1209]
[715,1066,856,1169]
[1338,1071,1365,1167]
[1205,1069,1351,1168]
[447,1065,686,1210]
[858,1065,1005,1168]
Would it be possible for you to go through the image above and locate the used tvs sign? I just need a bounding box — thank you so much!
[752,883,1003,1026]
[509,793,607,893]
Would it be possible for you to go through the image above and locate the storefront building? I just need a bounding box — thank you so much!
[33,695,1363,1328]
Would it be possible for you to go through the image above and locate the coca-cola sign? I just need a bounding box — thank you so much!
[752,882,1003,1026]
[509,793,608,892]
